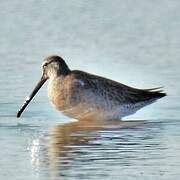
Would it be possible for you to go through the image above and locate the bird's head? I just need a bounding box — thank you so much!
[17,55,70,118]
[42,55,70,79]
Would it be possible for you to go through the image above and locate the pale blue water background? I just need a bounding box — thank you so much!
[0,0,180,179]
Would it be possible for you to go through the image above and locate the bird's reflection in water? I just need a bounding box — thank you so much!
[47,119,146,178]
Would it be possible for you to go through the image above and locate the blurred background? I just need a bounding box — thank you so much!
[0,0,180,180]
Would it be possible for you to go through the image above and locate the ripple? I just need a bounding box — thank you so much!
[24,119,180,179]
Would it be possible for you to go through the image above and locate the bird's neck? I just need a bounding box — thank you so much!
[57,66,71,76]
[49,69,71,81]
[49,67,71,79]
[57,61,71,76]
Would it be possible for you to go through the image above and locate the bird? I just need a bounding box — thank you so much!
[17,55,166,120]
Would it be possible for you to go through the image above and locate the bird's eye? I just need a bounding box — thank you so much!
[43,63,48,68]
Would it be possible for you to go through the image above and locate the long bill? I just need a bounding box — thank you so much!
[17,76,47,118]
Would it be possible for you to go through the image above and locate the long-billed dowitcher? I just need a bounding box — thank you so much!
[17,55,166,120]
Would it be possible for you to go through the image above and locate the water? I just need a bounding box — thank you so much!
[0,0,180,179]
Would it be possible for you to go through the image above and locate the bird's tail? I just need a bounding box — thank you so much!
[142,87,166,99]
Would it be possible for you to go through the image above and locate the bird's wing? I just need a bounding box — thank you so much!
[78,71,166,105]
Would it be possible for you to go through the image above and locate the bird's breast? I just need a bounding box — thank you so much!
[48,77,69,110]
[47,76,86,114]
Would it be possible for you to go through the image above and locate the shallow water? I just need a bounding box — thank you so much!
[0,0,180,179]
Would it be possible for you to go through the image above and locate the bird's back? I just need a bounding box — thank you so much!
[71,70,166,104]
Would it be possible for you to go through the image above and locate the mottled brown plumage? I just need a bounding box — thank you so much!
[17,55,166,120]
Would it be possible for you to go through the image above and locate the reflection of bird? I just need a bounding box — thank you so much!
[17,55,166,120]
[47,119,145,178]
